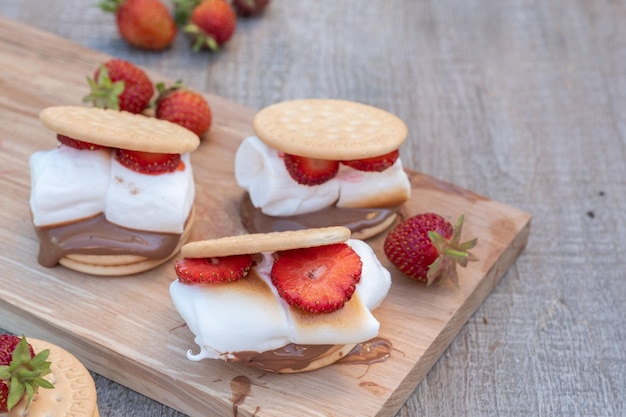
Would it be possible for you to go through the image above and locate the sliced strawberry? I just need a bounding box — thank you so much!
[270,243,362,314]
[283,154,339,186]
[115,149,182,175]
[57,134,106,151]
[342,149,399,172]
[175,254,254,284]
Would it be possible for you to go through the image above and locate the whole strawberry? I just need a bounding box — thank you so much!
[231,0,270,17]
[99,0,176,51]
[183,0,236,51]
[383,213,478,286]
[83,59,154,114]
[0,335,53,412]
[154,82,212,137]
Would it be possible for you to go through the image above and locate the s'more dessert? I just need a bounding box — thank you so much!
[235,99,412,240]
[30,105,200,276]
[0,334,99,417]
[170,227,391,373]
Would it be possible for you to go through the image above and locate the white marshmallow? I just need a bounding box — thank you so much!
[235,136,339,216]
[30,146,195,234]
[30,146,111,226]
[170,269,291,360]
[169,239,391,360]
[105,153,195,233]
[347,239,391,309]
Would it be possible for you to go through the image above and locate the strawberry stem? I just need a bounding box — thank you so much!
[82,65,124,111]
[0,336,53,411]
[172,0,203,26]
[183,24,221,52]
[425,215,478,287]
[97,0,123,13]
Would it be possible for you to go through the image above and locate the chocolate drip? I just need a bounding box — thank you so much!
[231,344,337,372]
[230,337,392,373]
[337,337,392,365]
[34,213,181,267]
[239,193,398,234]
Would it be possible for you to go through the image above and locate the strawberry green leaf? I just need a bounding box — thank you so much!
[425,215,478,287]
[2,336,54,411]
[82,65,124,111]
[7,375,25,410]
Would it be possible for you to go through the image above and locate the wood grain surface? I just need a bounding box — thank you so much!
[1,1,625,416]
[0,16,530,417]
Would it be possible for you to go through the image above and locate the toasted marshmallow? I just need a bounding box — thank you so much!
[235,136,410,216]
[336,159,411,208]
[30,145,111,226]
[169,239,391,360]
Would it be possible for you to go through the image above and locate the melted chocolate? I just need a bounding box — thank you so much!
[231,343,337,373]
[230,338,392,373]
[230,375,251,417]
[337,337,392,365]
[34,213,182,267]
[239,193,398,234]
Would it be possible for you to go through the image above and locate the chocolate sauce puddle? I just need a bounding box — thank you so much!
[34,213,181,267]
[230,375,251,417]
[240,193,398,234]
[337,337,393,366]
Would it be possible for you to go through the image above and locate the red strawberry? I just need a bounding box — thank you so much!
[154,82,212,137]
[184,0,236,51]
[270,243,362,314]
[283,154,339,186]
[99,0,176,51]
[383,213,478,286]
[83,59,154,114]
[0,335,35,366]
[231,0,270,17]
[0,384,8,413]
[342,149,399,172]
[175,254,254,284]
[115,149,182,175]
[0,335,53,412]
[57,134,106,151]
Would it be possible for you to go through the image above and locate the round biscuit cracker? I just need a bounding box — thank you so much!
[350,213,398,241]
[181,226,351,258]
[252,99,408,160]
[7,338,99,417]
[39,106,200,154]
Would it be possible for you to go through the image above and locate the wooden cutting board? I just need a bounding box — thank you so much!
[0,16,531,417]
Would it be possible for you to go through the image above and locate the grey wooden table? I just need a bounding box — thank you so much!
[1,0,625,416]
